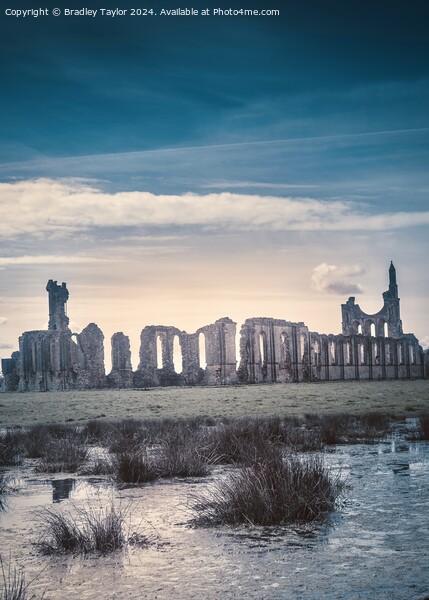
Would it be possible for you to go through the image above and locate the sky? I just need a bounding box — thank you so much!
[1,0,429,371]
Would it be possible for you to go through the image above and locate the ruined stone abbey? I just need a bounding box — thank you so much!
[1,263,427,392]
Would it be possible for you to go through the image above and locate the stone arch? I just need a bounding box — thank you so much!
[329,339,336,364]
[373,340,380,365]
[30,338,37,373]
[259,331,267,365]
[173,335,182,374]
[198,331,206,369]
[370,322,376,337]
[397,343,403,364]
[359,340,365,364]
[156,335,163,369]
[280,332,289,367]
[344,340,352,365]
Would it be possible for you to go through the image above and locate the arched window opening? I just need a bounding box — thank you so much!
[409,346,415,365]
[31,339,37,373]
[259,332,267,364]
[373,342,379,365]
[173,335,182,374]
[312,339,320,364]
[198,332,206,369]
[384,322,389,338]
[330,340,336,364]
[359,343,365,364]
[300,333,306,361]
[344,341,351,365]
[385,343,391,365]
[280,333,289,366]
[156,335,163,369]
[397,344,403,365]
[370,323,376,337]
[357,324,362,334]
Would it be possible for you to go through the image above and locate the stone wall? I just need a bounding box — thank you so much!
[1,266,426,392]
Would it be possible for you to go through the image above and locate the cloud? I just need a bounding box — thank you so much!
[419,335,429,350]
[0,255,109,266]
[1,178,429,240]
[0,342,13,349]
[0,317,7,326]
[311,263,366,295]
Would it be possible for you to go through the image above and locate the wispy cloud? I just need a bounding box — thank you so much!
[1,178,429,240]
[203,181,320,190]
[0,317,7,326]
[0,342,13,350]
[311,263,366,295]
[0,255,110,266]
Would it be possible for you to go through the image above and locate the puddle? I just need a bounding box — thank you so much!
[1,437,428,599]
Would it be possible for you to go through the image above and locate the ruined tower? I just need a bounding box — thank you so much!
[341,262,403,338]
[46,280,70,331]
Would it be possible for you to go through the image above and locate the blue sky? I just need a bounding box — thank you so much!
[1,0,428,368]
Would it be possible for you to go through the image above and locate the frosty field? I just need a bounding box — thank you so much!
[1,380,428,428]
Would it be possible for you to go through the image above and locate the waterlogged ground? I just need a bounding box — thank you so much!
[1,430,429,599]
[1,380,429,427]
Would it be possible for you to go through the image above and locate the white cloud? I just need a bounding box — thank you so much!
[0,317,7,326]
[1,178,429,239]
[311,263,366,295]
[0,255,109,266]
[0,342,12,349]
[419,335,429,349]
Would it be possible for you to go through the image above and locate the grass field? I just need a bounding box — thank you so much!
[1,380,428,427]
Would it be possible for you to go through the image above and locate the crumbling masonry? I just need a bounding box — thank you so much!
[1,264,427,391]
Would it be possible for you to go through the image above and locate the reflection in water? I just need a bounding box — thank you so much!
[52,478,76,503]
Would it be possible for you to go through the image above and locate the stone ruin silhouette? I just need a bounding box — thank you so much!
[1,263,427,392]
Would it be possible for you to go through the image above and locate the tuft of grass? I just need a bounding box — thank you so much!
[0,475,8,512]
[80,457,115,476]
[107,419,147,453]
[81,420,113,445]
[0,554,43,600]
[22,423,83,460]
[114,447,158,484]
[158,428,213,478]
[304,412,391,445]
[418,414,429,440]
[38,504,126,555]
[36,437,88,473]
[193,443,341,527]
[0,430,24,467]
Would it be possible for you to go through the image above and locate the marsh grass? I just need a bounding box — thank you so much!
[21,423,84,460]
[418,414,429,440]
[193,443,341,526]
[114,447,158,483]
[305,412,392,445]
[36,436,88,473]
[0,475,8,511]
[81,420,113,445]
[107,419,148,453]
[157,428,213,478]
[38,503,127,555]
[80,457,115,476]
[0,555,43,600]
[0,430,24,467]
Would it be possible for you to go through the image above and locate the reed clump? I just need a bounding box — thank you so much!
[38,504,127,555]
[36,436,88,473]
[0,554,43,600]
[0,430,24,467]
[194,442,341,527]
